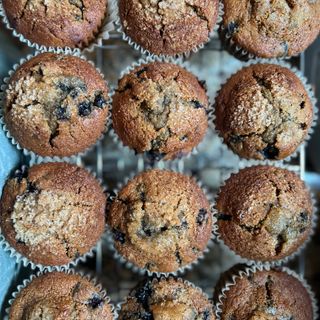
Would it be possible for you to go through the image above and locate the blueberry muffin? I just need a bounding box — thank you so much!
[112,62,209,161]
[217,268,314,320]
[2,0,108,48]
[3,52,109,157]
[222,0,320,58]
[9,272,114,320]
[107,169,212,273]
[0,162,106,266]
[119,0,219,56]
[119,277,215,320]
[216,165,313,262]
[215,64,313,160]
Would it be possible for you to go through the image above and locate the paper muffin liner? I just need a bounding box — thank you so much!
[214,264,319,320]
[0,162,107,272]
[209,58,318,165]
[105,168,217,277]
[0,48,112,163]
[115,276,214,317]
[5,268,117,319]
[0,0,117,53]
[114,0,224,59]
[212,162,318,267]
[109,55,212,165]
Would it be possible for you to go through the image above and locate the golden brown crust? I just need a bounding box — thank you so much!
[119,278,215,320]
[4,53,109,157]
[112,62,208,161]
[3,0,108,48]
[216,166,313,262]
[119,0,219,55]
[107,169,212,273]
[222,0,320,58]
[0,162,106,266]
[219,269,313,320]
[9,272,114,320]
[215,63,313,160]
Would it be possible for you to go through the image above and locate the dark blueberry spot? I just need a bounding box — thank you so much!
[202,310,211,320]
[69,89,79,99]
[140,191,146,202]
[227,21,239,36]
[181,220,188,229]
[113,228,126,244]
[300,123,307,130]
[191,100,204,109]
[146,150,165,162]
[136,67,148,78]
[94,93,107,108]
[175,250,182,265]
[87,293,104,309]
[27,182,38,193]
[262,145,279,160]
[13,166,28,183]
[162,95,171,107]
[160,226,168,232]
[122,82,133,91]
[229,135,243,144]
[78,101,92,117]
[58,82,71,92]
[217,213,232,221]
[299,227,307,234]
[55,106,69,120]
[17,239,26,245]
[197,208,208,225]
[180,135,188,142]
[135,282,153,309]
[141,312,154,320]
[300,101,305,109]
[299,212,309,223]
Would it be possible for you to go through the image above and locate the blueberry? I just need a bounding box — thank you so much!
[136,67,148,78]
[55,106,69,120]
[135,282,153,309]
[217,213,232,221]
[227,21,239,35]
[262,145,279,160]
[141,312,154,320]
[113,228,126,244]
[87,293,104,309]
[13,166,28,183]
[202,310,211,320]
[58,82,71,93]
[299,212,309,223]
[94,93,107,108]
[191,100,204,109]
[175,251,182,265]
[300,123,307,130]
[27,182,38,193]
[78,101,92,117]
[197,208,208,225]
[17,239,26,245]
[180,135,188,142]
[300,101,305,109]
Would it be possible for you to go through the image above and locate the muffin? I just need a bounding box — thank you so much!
[215,63,314,160]
[119,277,215,320]
[3,52,109,157]
[112,62,209,161]
[2,0,108,48]
[119,0,219,56]
[9,272,114,320]
[222,0,320,58]
[107,169,212,273]
[0,162,106,266]
[216,165,313,262]
[216,267,314,320]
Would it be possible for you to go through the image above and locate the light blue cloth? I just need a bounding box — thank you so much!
[0,126,20,309]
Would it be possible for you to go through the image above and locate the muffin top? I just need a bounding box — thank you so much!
[119,0,219,55]
[218,269,313,320]
[222,0,320,58]
[4,52,109,157]
[108,169,212,273]
[119,277,215,320]
[2,0,108,48]
[215,63,313,160]
[216,166,313,262]
[9,272,114,320]
[0,162,106,266]
[112,62,209,161]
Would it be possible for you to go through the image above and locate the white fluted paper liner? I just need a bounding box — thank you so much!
[0,162,107,272]
[115,276,214,317]
[0,48,112,162]
[210,58,318,165]
[105,168,217,277]
[215,264,318,320]
[5,268,117,319]
[109,55,212,164]
[114,0,224,59]
[0,0,117,53]
[212,162,318,267]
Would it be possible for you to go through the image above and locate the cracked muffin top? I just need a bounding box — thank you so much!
[9,272,114,320]
[119,0,219,56]
[107,169,212,273]
[3,52,109,157]
[214,63,313,160]
[2,0,108,48]
[217,268,314,320]
[119,277,215,320]
[0,162,106,266]
[112,62,209,161]
[222,0,320,58]
[216,166,313,262]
